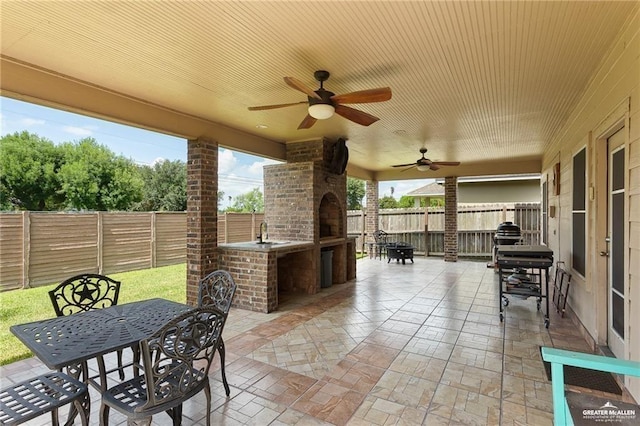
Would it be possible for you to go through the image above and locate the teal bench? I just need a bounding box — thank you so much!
[541,347,640,425]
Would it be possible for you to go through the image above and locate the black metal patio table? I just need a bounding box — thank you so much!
[11,298,192,375]
[10,297,193,421]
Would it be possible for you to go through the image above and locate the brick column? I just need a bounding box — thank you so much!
[365,180,379,257]
[444,176,458,262]
[186,138,218,306]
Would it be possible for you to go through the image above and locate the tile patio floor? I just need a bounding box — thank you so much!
[1,256,634,425]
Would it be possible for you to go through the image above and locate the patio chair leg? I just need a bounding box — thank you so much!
[167,404,182,426]
[51,408,59,426]
[100,402,110,426]
[117,349,125,380]
[218,339,230,396]
[204,381,212,426]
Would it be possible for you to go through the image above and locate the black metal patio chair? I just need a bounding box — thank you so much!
[99,306,226,426]
[197,270,237,396]
[0,371,89,426]
[48,273,128,381]
[373,230,390,260]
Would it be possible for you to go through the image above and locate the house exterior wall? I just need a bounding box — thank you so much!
[458,180,540,203]
[542,8,639,399]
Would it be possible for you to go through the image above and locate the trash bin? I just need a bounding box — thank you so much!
[321,249,333,288]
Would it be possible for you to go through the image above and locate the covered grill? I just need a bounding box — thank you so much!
[493,221,521,246]
[492,221,522,268]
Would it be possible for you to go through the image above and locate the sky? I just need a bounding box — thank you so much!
[0,97,431,208]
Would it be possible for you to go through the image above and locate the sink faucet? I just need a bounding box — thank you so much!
[257,222,268,243]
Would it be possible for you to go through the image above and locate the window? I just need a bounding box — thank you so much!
[572,148,586,275]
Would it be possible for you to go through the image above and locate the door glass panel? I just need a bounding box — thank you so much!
[612,292,624,338]
[612,192,624,294]
[612,150,624,191]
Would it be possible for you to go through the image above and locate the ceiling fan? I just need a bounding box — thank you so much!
[392,148,461,171]
[248,70,392,130]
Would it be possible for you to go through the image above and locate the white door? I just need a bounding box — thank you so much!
[607,128,625,359]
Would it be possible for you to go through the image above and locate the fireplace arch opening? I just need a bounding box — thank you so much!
[318,192,343,239]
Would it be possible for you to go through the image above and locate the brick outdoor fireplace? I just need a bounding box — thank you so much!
[218,137,356,312]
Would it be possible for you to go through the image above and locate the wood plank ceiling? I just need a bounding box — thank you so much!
[1,1,636,180]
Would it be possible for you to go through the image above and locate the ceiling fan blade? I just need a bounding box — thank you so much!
[334,105,379,126]
[284,77,321,100]
[392,163,417,168]
[297,114,317,130]
[248,101,307,111]
[331,87,392,104]
[429,164,441,171]
[430,161,461,166]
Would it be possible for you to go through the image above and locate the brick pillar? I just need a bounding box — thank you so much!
[365,180,379,257]
[444,176,458,262]
[186,138,218,306]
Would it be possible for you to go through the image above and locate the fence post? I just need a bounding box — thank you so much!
[97,212,103,274]
[424,206,429,257]
[22,211,30,289]
[151,212,157,268]
[360,210,365,254]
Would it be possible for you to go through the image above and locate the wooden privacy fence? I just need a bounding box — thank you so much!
[348,203,541,257]
[0,212,264,291]
[1,205,537,290]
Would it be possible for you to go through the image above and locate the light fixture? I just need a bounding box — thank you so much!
[308,103,335,119]
[416,164,430,172]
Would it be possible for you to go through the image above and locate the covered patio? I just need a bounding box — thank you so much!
[1,257,634,425]
[2,1,639,420]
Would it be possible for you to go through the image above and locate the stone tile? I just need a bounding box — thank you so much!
[322,359,386,394]
[388,351,448,382]
[346,342,401,369]
[369,370,438,408]
[404,336,455,360]
[363,330,412,350]
[440,361,503,398]
[292,381,366,426]
[246,367,317,405]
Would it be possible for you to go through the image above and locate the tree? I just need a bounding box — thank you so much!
[226,187,264,212]
[135,160,187,211]
[397,195,417,208]
[57,138,143,210]
[378,195,398,209]
[0,131,64,210]
[346,177,365,210]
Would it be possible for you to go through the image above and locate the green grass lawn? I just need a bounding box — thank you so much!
[0,264,186,366]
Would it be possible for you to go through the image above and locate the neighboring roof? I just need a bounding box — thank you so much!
[406,182,444,198]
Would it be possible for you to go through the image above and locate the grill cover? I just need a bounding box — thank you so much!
[494,221,521,245]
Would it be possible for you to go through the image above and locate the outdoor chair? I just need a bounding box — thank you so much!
[197,270,237,396]
[48,273,128,381]
[99,306,226,426]
[0,371,89,426]
[541,347,640,425]
[373,230,390,260]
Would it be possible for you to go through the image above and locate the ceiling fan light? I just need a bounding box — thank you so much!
[416,164,431,172]
[308,103,335,119]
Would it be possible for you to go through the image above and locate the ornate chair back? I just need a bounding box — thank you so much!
[49,273,121,317]
[197,270,237,315]
[137,307,225,410]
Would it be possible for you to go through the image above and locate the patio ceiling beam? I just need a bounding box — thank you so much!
[0,56,286,162]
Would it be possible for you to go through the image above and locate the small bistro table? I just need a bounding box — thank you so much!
[10,298,193,418]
